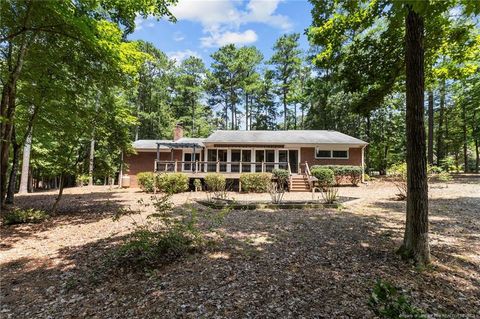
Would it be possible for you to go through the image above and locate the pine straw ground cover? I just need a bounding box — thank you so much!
[0,177,479,318]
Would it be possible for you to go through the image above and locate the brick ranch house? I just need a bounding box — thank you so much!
[122,125,368,191]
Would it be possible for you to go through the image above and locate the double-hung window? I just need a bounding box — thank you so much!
[315,148,349,159]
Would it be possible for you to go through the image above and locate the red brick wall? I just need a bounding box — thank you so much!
[125,150,183,187]
[300,147,362,167]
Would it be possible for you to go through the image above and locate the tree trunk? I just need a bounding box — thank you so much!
[427,90,434,165]
[245,93,249,131]
[19,128,33,194]
[462,102,468,172]
[89,136,95,186]
[1,10,33,206]
[6,127,20,204]
[475,138,479,173]
[52,173,65,212]
[283,86,288,130]
[400,6,430,266]
[436,80,445,166]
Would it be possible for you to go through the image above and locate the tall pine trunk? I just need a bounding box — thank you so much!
[400,6,430,266]
[436,80,445,166]
[19,125,33,194]
[283,84,288,130]
[462,102,468,172]
[6,127,20,204]
[52,173,65,212]
[427,90,434,165]
[245,93,249,131]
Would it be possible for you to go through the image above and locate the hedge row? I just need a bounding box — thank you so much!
[137,172,189,194]
[310,165,362,186]
[239,173,272,192]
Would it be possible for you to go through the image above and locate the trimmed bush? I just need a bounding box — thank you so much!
[2,208,49,225]
[204,173,226,192]
[240,173,272,193]
[310,165,363,186]
[310,167,335,187]
[137,172,156,192]
[157,173,189,194]
[272,168,290,188]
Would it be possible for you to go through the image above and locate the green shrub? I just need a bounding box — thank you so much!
[388,163,407,200]
[157,173,189,194]
[321,186,339,204]
[113,194,231,269]
[2,208,49,225]
[310,165,363,185]
[272,168,289,188]
[240,173,272,193]
[76,174,89,186]
[437,171,453,182]
[369,279,425,318]
[137,172,156,192]
[428,165,443,174]
[193,178,202,191]
[310,167,334,187]
[115,194,202,267]
[204,173,226,192]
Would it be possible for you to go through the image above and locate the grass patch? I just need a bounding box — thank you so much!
[369,279,426,318]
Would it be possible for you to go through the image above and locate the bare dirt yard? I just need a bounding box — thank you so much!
[1,176,479,318]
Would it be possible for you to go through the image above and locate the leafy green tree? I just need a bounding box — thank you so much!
[250,69,278,130]
[238,46,263,130]
[0,0,176,206]
[309,0,480,265]
[207,44,243,129]
[269,33,302,130]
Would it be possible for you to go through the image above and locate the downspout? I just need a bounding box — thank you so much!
[156,143,160,172]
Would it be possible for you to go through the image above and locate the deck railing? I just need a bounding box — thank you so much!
[300,161,317,190]
[154,160,298,174]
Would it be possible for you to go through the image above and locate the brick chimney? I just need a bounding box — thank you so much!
[173,123,183,141]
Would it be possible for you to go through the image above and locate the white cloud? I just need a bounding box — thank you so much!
[167,49,201,64]
[173,31,185,42]
[170,0,292,48]
[201,29,258,47]
[134,15,156,31]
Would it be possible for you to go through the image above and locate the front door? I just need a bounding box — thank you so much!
[289,150,299,173]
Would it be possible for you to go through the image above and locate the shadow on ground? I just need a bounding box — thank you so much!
[1,199,478,318]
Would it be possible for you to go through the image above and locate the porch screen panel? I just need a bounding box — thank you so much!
[278,150,288,170]
[242,150,251,172]
[265,150,275,172]
[207,149,217,172]
[184,153,192,171]
[218,149,227,172]
[255,150,264,172]
[231,149,241,172]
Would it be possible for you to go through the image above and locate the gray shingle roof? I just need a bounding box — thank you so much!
[204,130,367,145]
[132,140,172,149]
[133,130,367,150]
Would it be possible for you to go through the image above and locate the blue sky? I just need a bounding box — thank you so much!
[129,0,313,66]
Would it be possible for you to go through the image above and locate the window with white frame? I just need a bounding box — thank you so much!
[315,148,349,159]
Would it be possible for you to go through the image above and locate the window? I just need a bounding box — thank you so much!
[332,150,348,158]
[315,148,349,159]
[315,149,331,158]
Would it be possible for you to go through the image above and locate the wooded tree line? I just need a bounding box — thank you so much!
[1,0,479,213]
